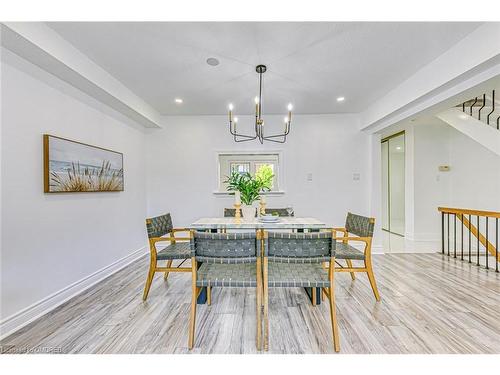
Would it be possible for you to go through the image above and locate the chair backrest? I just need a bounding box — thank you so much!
[264,208,294,217]
[223,208,238,217]
[265,231,335,262]
[190,231,261,263]
[146,213,173,239]
[345,212,375,238]
[223,208,293,217]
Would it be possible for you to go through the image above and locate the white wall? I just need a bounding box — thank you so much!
[412,118,500,239]
[146,114,372,232]
[378,118,500,252]
[448,126,500,211]
[412,121,452,240]
[0,50,148,333]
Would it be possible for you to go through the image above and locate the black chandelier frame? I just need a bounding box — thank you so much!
[228,64,292,144]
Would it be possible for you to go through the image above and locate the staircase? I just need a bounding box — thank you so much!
[459,90,500,130]
[436,89,500,157]
[439,207,499,272]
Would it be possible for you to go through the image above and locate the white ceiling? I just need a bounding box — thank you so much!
[47,22,481,115]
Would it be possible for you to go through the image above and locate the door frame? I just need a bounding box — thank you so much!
[381,131,405,237]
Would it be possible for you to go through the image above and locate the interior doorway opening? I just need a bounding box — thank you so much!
[381,131,405,237]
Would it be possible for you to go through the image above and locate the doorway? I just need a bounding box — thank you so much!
[381,132,405,236]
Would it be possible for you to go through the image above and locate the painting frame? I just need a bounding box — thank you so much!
[43,134,124,193]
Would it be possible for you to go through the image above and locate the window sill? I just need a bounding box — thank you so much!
[213,190,286,196]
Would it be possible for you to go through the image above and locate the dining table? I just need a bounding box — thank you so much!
[189,216,327,305]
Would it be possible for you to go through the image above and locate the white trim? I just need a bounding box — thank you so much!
[405,232,441,242]
[0,246,148,340]
[371,245,384,254]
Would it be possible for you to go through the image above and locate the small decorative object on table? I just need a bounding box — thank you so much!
[234,191,242,221]
[259,195,266,216]
[224,165,274,221]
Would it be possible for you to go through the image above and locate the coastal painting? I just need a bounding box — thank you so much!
[43,135,124,193]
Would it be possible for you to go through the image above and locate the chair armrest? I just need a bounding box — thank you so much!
[335,236,370,244]
[332,227,347,235]
[171,228,190,233]
[169,228,191,241]
[150,236,176,245]
[332,227,347,239]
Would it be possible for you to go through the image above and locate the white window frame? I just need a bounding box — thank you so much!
[214,150,285,195]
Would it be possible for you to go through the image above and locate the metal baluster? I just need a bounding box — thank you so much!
[485,217,489,269]
[496,218,498,273]
[477,215,480,266]
[470,97,478,116]
[461,214,464,261]
[486,90,495,125]
[454,214,457,258]
[441,212,444,254]
[447,213,450,256]
[468,214,472,263]
[478,94,486,121]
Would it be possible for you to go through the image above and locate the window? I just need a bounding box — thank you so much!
[217,152,282,193]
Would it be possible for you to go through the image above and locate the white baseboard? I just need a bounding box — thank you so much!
[0,246,147,341]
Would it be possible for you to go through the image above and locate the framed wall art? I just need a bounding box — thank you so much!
[43,134,124,193]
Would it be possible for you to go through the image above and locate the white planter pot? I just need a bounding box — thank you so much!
[241,205,256,221]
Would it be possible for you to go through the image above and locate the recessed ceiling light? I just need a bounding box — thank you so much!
[206,57,220,66]
[396,146,402,151]
[336,96,345,102]
[175,98,183,104]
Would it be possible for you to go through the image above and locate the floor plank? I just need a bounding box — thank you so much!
[1,254,499,354]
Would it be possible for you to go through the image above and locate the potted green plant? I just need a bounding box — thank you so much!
[225,165,274,219]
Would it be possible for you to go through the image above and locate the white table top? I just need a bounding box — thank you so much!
[189,217,326,230]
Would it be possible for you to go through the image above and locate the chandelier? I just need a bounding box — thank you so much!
[228,64,293,143]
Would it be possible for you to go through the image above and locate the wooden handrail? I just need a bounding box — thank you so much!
[438,207,500,219]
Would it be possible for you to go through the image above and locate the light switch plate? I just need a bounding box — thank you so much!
[353,173,360,181]
[307,173,313,181]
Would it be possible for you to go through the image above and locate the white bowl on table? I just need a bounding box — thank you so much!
[259,214,280,222]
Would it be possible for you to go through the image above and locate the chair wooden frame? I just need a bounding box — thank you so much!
[262,230,340,352]
[188,230,263,351]
[331,220,381,301]
[143,223,192,301]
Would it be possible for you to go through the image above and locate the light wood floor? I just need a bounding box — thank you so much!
[2,253,499,354]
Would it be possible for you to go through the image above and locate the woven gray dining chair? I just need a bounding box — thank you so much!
[143,213,191,301]
[262,231,339,352]
[188,231,264,350]
[333,212,380,301]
